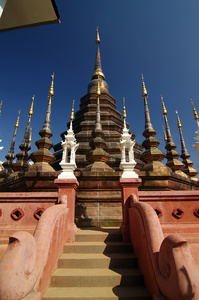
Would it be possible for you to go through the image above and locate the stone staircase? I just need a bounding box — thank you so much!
[42,227,151,300]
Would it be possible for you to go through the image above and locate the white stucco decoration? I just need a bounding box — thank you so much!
[119,119,138,178]
[58,121,79,179]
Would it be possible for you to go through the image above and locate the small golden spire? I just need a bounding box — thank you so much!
[29,95,34,115]
[48,73,54,99]
[123,97,127,119]
[70,100,75,121]
[142,74,148,97]
[161,95,167,115]
[97,77,101,96]
[176,110,181,128]
[163,125,167,141]
[29,127,32,143]
[191,99,199,120]
[96,26,100,44]
[15,110,21,128]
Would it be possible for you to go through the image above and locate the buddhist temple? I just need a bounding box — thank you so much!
[1,26,199,300]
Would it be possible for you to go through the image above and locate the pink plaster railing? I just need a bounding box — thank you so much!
[129,198,199,300]
[0,196,69,300]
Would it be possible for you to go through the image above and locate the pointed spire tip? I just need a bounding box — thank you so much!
[142,74,148,97]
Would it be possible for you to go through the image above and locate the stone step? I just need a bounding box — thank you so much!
[58,252,138,269]
[50,268,144,287]
[75,228,122,242]
[63,241,133,254]
[42,286,151,300]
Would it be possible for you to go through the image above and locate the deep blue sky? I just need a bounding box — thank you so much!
[0,0,199,172]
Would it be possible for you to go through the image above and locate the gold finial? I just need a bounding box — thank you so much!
[142,74,148,97]
[123,97,127,119]
[161,95,167,115]
[163,125,167,141]
[97,77,101,96]
[176,110,181,128]
[70,100,75,121]
[29,127,32,143]
[96,26,100,44]
[48,73,54,98]
[15,110,21,128]
[29,95,34,115]
[191,99,199,120]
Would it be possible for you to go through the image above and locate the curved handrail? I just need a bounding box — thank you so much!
[0,198,69,300]
[129,201,199,299]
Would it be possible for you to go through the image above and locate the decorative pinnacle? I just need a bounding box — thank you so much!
[142,74,148,97]
[70,100,75,121]
[29,95,34,115]
[191,99,199,120]
[15,110,21,128]
[176,110,181,128]
[163,125,167,142]
[29,127,32,143]
[97,77,101,96]
[48,73,54,99]
[161,95,167,115]
[123,97,127,119]
[96,26,100,44]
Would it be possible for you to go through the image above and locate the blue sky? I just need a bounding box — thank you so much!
[0,0,199,172]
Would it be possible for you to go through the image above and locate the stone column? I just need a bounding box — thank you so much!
[119,178,142,242]
[54,178,79,242]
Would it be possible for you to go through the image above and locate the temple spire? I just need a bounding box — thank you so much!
[176,110,198,180]
[69,99,75,131]
[161,96,186,177]
[29,74,56,172]
[140,75,169,186]
[0,110,20,178]
[88,28,109,93]
[13,96,34,172]
[85,75,112,172]
[92,27,105,80]
[94,77,102,131]
[163,125,167,143]
[43,73,54,132]
[142,74,153,133]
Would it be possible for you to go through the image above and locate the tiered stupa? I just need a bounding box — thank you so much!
[176,110,198,181]
[12,96,34,173]
[52,28,144,172]
[0,110,20,178]
[161,95,186,177]
[139,75,171,189]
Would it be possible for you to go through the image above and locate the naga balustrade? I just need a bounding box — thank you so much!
[128,193,199,300]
